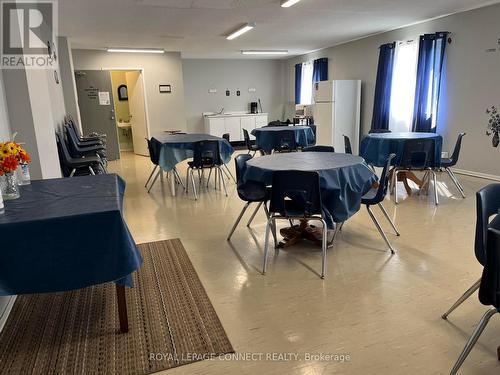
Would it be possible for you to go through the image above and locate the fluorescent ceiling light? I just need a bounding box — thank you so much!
[241,50,288,55]
[281,0,302,7]
[226,23,255,40]
[107,48,164,54]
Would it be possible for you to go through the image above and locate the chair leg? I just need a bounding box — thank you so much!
[263,204,278,248]
[449,169,465,196]
[247,202,263,227]
[393,170,399,204]
[262,217,273,275]
[224,164,236,183]
[190,169,198,200]
[185,167,190,193]
[378,203,400,236]
[206,168,213,188]
[147,169,161,193]
[450,307,499,375]
[446,168,466,198]
[145,165,158,188]
[366,206,395,254]
[320,219,328,279]
[173,168,185,190]
[431,170,439,205]
[69,169,76,177]
[88,166,96,175]
[442,279,481,319]
[219,167,228,197]
[227,202,250,240]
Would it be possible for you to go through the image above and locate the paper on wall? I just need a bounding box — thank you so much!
[98,91,110,105]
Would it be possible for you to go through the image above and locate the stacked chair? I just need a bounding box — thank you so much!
[56,133,106,177]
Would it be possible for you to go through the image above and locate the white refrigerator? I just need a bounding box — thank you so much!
[313,80,361,154]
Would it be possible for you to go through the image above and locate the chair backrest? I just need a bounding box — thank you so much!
[447,132,466,167]
[65,124,84,156]
[303,145,335,153]
[343,135,352,154]
[369,129,392,134]
[371,154,396,203]
[242,128,252,148]
[278,129,297,150]
[222,133,230,142]
[234,154,252,184]
[269,170,322,217]
[146,138,160,165]
[66,118,81,138]
[398,138,436,169]
[192,140,221,168]
[478,228,500,308]
[475,184,500,265]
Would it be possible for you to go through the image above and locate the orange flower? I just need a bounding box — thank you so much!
[0,154,19,173]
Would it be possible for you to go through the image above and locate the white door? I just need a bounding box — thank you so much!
[240,116,256,140]
[224,117,241,142]
[126,71,149,156]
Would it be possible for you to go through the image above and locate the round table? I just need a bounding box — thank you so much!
[251,126,315,154]
[360,132,443,167]
[244,152,376,225]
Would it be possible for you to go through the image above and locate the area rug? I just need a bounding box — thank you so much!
[0,239,233,374]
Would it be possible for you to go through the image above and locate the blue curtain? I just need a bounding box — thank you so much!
[295,63,302,105]
[412,32,449,132]
[371,43,396,131]
[312,58,328,83]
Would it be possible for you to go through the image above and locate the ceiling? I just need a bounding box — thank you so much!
[60,0,499,58]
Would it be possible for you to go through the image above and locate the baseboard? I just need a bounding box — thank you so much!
[0,295,16,332]
[453,169,500,182]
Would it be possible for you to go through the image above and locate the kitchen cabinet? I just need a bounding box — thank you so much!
[204,113,268,142]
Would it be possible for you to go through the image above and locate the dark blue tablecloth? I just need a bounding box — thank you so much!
[151,133,234,171]
[251,126,315,154]
[0,174,142,296]
[244,152,376,226]
[360,132,443,167]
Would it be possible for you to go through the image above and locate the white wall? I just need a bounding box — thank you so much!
[284,3,500,177]
[71,49,187,137]
[0,71,10,141]
[182,59,285,133]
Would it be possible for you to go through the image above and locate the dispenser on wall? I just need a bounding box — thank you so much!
[250,102,258,114]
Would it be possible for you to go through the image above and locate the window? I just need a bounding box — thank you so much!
[300,61,314,105]
[388,40,419,132]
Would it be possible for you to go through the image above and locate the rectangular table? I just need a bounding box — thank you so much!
[0,174,142,333]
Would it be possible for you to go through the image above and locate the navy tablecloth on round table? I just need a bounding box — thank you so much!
[360,132,443,167]
[251,126,315,154]
[0,174,142,296]
[151,133,234,171]
[244,152,377,226]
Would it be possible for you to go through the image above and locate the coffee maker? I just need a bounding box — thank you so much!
[250,102,258,114]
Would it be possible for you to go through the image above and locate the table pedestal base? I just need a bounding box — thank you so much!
[278,220,325,248]
[116,284,129,333]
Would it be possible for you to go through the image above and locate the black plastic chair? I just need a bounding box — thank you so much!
[440,132,466,198]
[369,129,392,134]
[220,133,236,183]
[55,133,104,177]
[65,125,107,163]
[303,145,335,153]
[275,129,297,153]
[361,154,399,254]
[145,138,184,194]
[392,138,438,205]
[442,184,500,321]
[243,128,263,156]
[222,133,230,142]
[186,140,226,200]
[67,118,106,143]
[449,227,500,374]
[263,170,332,279]
[343,135,352,154]
[227,154,277,245]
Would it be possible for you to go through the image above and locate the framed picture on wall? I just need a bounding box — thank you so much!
[159,84,172,93]
[118,85,128,101]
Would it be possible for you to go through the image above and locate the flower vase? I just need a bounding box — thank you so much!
[493,132,499,148]
[1,172,20,200]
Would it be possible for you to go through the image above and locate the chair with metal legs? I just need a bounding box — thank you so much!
[449,227,500,374]
[442,183,500,320]
[186,140,227,200]
[227,154,277,245]
[243,128,264,156]
[392,138,439,205]
[145,138,184,193]
[439,132,466,198]
[361,154,399,254]
[262,170,332,279]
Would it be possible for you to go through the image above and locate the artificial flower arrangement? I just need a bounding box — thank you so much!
[0,134,30,200]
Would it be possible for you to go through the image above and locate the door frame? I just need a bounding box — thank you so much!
[102,67,151,144]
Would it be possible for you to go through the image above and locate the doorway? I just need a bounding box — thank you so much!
[74,69,149,160]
